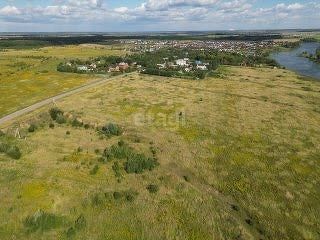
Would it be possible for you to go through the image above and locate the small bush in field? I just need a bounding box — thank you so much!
[28,124,37,133]
[49,108,64,121]
[0,142,10,153]
[90,165,99,175]
[49,123,55,129]
[74,214,86,230]
[72,118,83,127]
[7,146,21,160]
[24,209,64,232]
[113,191,122,200]
[66,131,70,135]
[56,114,66,124]
[84,124,90,129]
[100,123,122,137]
[125,154,158,174]
[146,184,159,194]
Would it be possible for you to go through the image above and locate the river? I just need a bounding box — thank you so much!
[270,42,320,80]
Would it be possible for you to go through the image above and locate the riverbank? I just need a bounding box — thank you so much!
[270,42,320,80]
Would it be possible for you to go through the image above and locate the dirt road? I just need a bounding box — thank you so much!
[0,73,134,126]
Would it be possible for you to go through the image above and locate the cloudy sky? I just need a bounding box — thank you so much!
[0,0,319,32]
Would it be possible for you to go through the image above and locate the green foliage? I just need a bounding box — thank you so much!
[24,210,65,232]
[28,124,37,133]
[49,123,55,129]
[0,142,10,153]
[56,114,66,124]
[66,131,71,135]
[102,141,158,174]
[124,154,158,174]
[113,191,122,200]
[146,184,159,194]
[74,214,86,230]
[90,165,99,175]
[49,108,64,121]
[100,123,122,137]
[112,161,121,178]
[113,190,138,202]
[6,146,22,160]
[103,141,133,161]
[0,130,5,137]
[72,118,83,127]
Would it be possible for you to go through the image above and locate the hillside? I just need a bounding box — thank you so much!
[0,66,320,239]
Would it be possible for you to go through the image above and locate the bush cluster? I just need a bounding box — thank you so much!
[24,210,64,232]
[102,141,158,174]
[146,184,159,193]
[28,124,37,133]
[113,190,138,202]
[100,123,122,137]
[49,108,64,121]
[0,142,21,160]
[124,154,158,174]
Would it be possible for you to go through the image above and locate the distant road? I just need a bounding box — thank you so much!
[0,73,134,126]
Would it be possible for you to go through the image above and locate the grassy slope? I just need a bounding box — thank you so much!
[0,67,320,239]
[0,44,126,117]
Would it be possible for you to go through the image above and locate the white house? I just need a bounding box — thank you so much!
[176,59,188,66]
[77,66,88,71]
[197,65,207,71]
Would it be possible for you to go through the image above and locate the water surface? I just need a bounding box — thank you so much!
[270,42,320,80]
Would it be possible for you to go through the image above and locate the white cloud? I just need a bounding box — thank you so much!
[0,6,21,15]
[0,1,318,31]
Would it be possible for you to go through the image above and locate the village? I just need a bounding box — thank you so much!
[119,39,277,55]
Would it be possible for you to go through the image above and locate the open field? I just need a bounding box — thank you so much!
[0,44,126,118]
[0,66,319,239]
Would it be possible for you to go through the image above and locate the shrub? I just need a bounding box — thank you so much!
[0,130,5,137]
[66,227,76,238]
[100,123,122,137]
[0,142,9,153]
[74,214,86,230]
[125,154,158,174]
[56,114,66,124]
[66,131,71,135]
[91,193,103,206]
[49,108,64,121]
[146,184,159,193]
[28,124,37,133]
[84,124,90,129]
[113,191,122,200]
[24,209,64,232]
[112,161,122,179]
[112,190,137,202]
[90,165,99,175]
[103,142,133,161]
[124,190,138,202]
[72,118,83,127]
[49,123,55,129]
[183,175,190,182]
[7,146,21,160]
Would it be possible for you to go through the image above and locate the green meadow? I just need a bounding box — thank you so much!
[0,44,126,117]
[0,65,319,239]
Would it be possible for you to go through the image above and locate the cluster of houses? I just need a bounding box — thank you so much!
[67,61,132,73]
[120,39,277,56]
[156,57,209,72]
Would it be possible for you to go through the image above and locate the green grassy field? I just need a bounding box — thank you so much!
[0,44,126,117]
[0,66,319,239]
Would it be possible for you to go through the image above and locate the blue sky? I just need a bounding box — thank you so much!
[0,0,319,32]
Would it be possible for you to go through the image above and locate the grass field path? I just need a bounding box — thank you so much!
[0,72,135,126]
